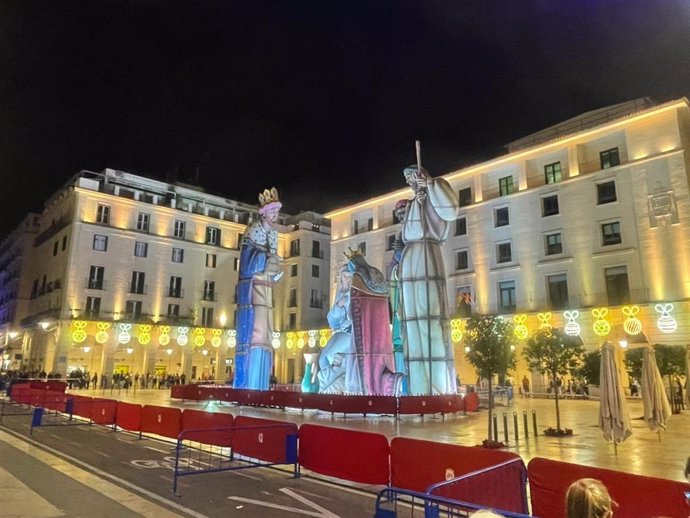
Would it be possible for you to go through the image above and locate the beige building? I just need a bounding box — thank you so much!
[326,98,690,388]
[0,169,330,383]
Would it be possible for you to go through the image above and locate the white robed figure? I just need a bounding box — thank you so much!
[399,164,459,394]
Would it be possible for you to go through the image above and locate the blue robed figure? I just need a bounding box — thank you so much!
[234,188,283,390]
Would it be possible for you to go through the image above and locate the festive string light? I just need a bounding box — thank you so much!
[95,322,110,344]
[138,324,152,345]
[286,332,296,350]
[450,318,464,342]
[211,329,222,347]
[655,303,678,333]
[118,323,132,344]
[308,330,317,348]
[592,308,611,337]
[159,325,171,346]
[72,320,87,343]
[319,329,329,347]
[226,329,236,348]
[622,306,643,335]
[177,326,189,346]
[563,310,581,337]
[537,312,552,330]
[513,314,528,340]
[194,328,206,347]
[297,331,305,349]
[272,331,281,349]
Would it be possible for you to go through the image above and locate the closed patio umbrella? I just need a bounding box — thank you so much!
[598,342,632,451]
[641,346,671,435]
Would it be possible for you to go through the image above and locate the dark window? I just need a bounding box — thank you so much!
[497,242,512,263]
[456,288,473,317]
[455,217,467,236]
[600,148,620,169]
[547,274,569,309]
[202,307,214,327]
[85,296,101,318]
[53,241,58,256]
[174,220,186,239]
[168,276,182,298]
[134,241,148,257]
[62,235,67,251]
[310,289,322,308]
[88,266,104,289]
[290,239,300,257]
[288,313,297,330]
[605,266,630,305]
[601,222,622,246]
[545,233,563,255]
[459,188,472,207]
[96,204,110,224]
[172,248,184,263]
[233,258,239,271]
[597,181,617,204]
[542,195,559,216]
[167,303,180,318]
[456,250,469,270]
[545,162,562,184]
[203,281,215,301]
[367,218,374,231]
[499,281,516,312]
[93,235,108,251]
[312,265,319,277]
[205,227,221,245]
[312,240,322,258]
[291,264,298,277]
[125,300,142,320]
[495,207,510,227]
[206,253,216,268]
[386,234,396,251]
[136,213,150,232]
[359,242,367,256]
[499,176,514,196]
[130,271,145,294]
[288,288,297,307]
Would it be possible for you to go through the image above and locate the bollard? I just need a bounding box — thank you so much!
[513,411,519,443]
[493,413,499,442]
[532,409,538,437]
[523,411,529,439]
[503,413,509,444]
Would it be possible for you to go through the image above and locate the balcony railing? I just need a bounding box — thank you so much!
[167,288,185,298]
[85,278,106,290]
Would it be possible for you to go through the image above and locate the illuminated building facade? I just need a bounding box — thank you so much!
[0,169,330,382]
[326,98,690,387]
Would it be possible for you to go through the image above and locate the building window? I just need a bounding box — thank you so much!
[386,234,396,251]
[455,217,467,236]
[85,296,101,318]
[174,220,186,239]
[130,271,145,294]
[544,162,562,184]
[206,226,221,245]
[236,233,243,249]
[542,195,559,217]
[455,250,469,270]
[545,233,563,255]
[601,221,622,246]
[600,148,620,169]
[359,242,367,256]
[62,235,67,251]
[167,303,180,318]
[597,181,617,204]
[125,300,142,320]
[312,240,322,258]
[459,187,472,207]
[171,248,184,263]
[202,307,214,327]
[203,281,216,301]
[547,274,569,310]
[291,264,298,277]
[88,266,104,290]
[499,176,514,196]
[206,253,216,268]
[290,239,300,257]
[456,287,473,317]
[605,266,630,306]
[168,276,182,298]
[367,218,374,231]
[136,213,150,232]
[53,241,58,256]
[495,207,510,227]
[310,289,322,308]
[288,313,297,330]
[498,281,516,313]
[288,288,297,308]
[233,258,239,271]
[497,242,512,263]
[134,241,148,257]
[93,234,108,251]
[96,204,110,224]
[312,265,320,278]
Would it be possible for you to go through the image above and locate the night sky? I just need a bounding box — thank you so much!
[1,1,689,238]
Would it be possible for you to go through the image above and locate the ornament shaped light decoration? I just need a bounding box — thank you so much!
[72,320,88,343]
[95,322,110,344]
[211,329,222,347]
[537,312,552,330]
[272,331,281,349]
[126,347,134,354]
[592,308,611,337]
[297,331,305,349]
[137,324,152,345]
[622,305,643,335]
[286,331,296,350]
[563,310,581,337]
[655,303,678,333]
[194,328,206,347]
[158,325,171,346]
[319,329,329,347]
[226,329,236,348]
[513,315,529,340]
[308,330,317,348]
[450,318,464,343]
[118,323,132,344]
[177,326,189,346]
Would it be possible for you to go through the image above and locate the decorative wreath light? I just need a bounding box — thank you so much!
[592,308,611,337]
[655,303,678,333]
[177,326,189,346]
[308,330,317,348]
[513,314,528,340]
[137,324,152,345]
[272,331,281,349]
[537,312,552,330]
[319,329,329,347]
[563,310,581,337]
[622,305,643,335]
[194,327,206,347]
[72,320,88,343]
[118,323,132,344]
[226,329,237,348]
[95,322,111,344]
[211,329,222,348]
[158,325,171,346]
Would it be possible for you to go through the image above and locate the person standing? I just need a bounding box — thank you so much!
[234,188,283,390]
[522,375,530,398]
[399,164,459,395]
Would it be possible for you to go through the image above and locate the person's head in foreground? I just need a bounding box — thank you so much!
[566,478,614,518]
[470,511,505,518]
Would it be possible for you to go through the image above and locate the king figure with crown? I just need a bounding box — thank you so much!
[234,187,283,390]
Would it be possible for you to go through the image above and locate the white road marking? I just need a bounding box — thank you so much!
[96,451,110,458]
[145,445,169,453]
[227,487,340,517]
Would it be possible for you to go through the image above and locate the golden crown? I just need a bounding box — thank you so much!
[258,187,280,208]
[344,247,363,260]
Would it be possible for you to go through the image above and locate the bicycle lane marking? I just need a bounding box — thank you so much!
[227,487,340,517]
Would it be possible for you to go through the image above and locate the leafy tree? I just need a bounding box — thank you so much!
[464,315,516,442]
[523,328,585,432]
[653,344,686,404]
[575,350,601,387]
[624,348,643,382]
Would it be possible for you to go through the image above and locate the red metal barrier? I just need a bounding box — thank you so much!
[463,391,479,412]
[40,391,69,412]
[260,390,287,408]
[141,405,182,439]
[218,387,236,402]
[70,395,94,419]
[181,409,234,446]
[398,395,447,415]
[390,437,522,492]
[47,381,68,393]
[170,385,188,399]
[115,401,142,432]
[528,457,689,518]
[299,424,390,485]
[10,383,31,404]
[90,399,117,425]
[233,416,298,464]
[316,394,398,415]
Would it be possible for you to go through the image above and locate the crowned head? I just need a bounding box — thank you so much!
[258,187,282,219]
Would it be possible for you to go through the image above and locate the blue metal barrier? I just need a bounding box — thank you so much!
[374,487,534,518]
